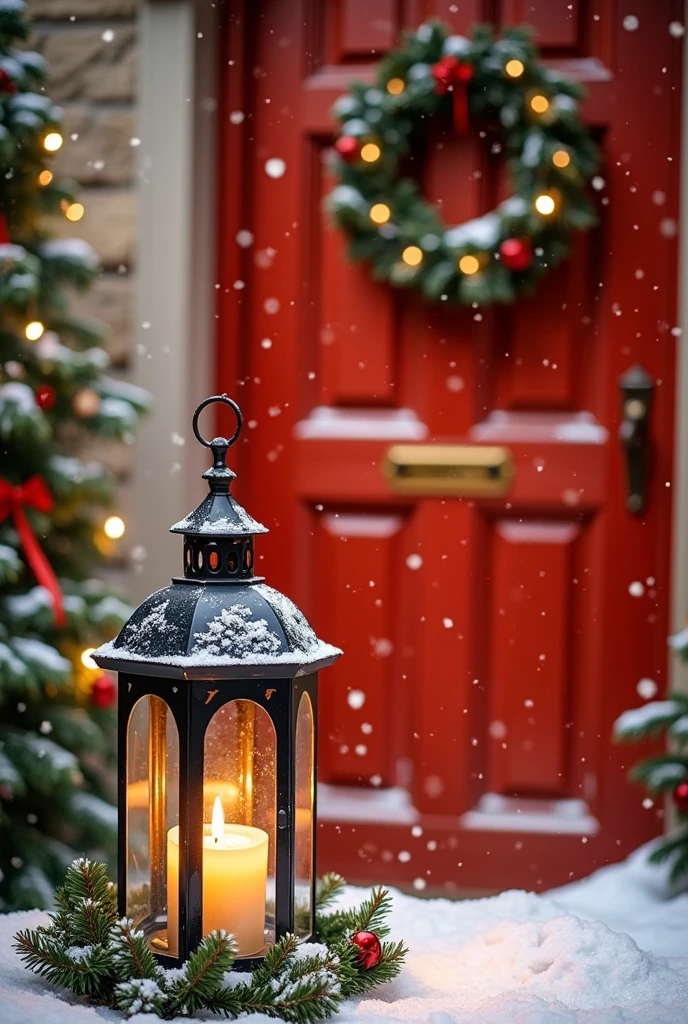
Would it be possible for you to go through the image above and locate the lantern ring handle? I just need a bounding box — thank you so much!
[192,394,243,450]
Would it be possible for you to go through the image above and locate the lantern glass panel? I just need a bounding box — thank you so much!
[294,690,314,938]
[126,695,179,956]
[200,699,276,956]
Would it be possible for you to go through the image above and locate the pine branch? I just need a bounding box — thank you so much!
[165,929,237,1016]
[15,860,407,1021]
[315,872,345,911]
[349,886,393,937]
[109,917,162,983]
[341,939,407,997]
[13,927,113,997]
[253,932,299,984]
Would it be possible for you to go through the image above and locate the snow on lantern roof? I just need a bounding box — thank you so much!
[92,394,342,679]
[93,582,341,680]
[170,491,268,537]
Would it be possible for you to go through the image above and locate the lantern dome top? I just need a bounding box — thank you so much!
[92,394,341,679]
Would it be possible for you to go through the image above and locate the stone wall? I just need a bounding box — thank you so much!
[27,0,137,373]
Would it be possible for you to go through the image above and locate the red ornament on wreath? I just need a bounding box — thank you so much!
[500,237,533,271]
[351,930,382,969]
[0,69,16,94]
[35,383,57,410]
[673,778,688,814]
[91,674,117,709]
[335,136,360,163]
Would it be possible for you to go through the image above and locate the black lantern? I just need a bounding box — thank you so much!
[93,395,341,969]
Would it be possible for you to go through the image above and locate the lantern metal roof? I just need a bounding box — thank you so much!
[93,395,342,680]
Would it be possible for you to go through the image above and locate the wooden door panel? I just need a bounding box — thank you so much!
[217,0,681,891]
[502,1,583,50]
[316,511,402,785]
[329,0,401,61]
[489,520,579,796]
[320,171,396,405]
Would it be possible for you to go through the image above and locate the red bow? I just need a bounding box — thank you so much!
[431,56,474,135]
[0,475,65,627]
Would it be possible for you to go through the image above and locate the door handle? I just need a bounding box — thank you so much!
[383,444,514,497]
[618,364,654,514]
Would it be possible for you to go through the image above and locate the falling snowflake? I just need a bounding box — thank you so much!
[347,689,365,710]
[628,581,645,598]
[265,157,286,179]
[637,678,658,700]
[406,553,423,570]
[622,15,639,31]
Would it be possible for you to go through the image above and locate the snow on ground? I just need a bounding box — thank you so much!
[1,844,687,1023]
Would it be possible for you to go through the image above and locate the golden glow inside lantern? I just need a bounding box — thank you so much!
[93,395,341,967]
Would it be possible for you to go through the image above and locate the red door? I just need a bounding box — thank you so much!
[217,0,682,892]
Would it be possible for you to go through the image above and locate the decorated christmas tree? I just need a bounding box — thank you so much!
[0,1,149,910]
[614,631,688,884]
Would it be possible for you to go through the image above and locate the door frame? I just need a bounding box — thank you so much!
[134,0,688,844]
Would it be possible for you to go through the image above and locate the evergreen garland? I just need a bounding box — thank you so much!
[326,20,599,306]
[14,858,407,1021]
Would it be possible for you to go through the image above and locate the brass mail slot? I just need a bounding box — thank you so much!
[383,444,515,497]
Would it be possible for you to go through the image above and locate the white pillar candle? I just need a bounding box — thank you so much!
[167,797,268,957]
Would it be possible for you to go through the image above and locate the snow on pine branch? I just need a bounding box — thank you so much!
[614,700,687,740]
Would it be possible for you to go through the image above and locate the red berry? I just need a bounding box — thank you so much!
[335,136,360,163]
[0,69,16,94]
[500,237,533,271]
[91,674,117,709]
[455,62,474,83]
[673,779,688,814]
[35,383,57,409]
[351,930,382,970]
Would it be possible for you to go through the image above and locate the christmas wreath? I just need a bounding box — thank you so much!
[14,858,406,1021]
[327,21,599,306]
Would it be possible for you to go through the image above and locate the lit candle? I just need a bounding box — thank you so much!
[167,797,268,957]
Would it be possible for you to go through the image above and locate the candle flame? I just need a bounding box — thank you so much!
[211,796,224,843]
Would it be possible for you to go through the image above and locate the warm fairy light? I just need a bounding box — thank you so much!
[38,169,53,186]
[459,254,480,275]
[402,245,423,266]
[211,796,224,843]
[530,94,550,114]
[81,647,97,669]
[535,192,556,215]
[64,202,84,222]
[386,77,405,95]
[360,142,381,163]
[505,59,524,78]
[104,515,126,539]
[43,132,63,152]
[370,202,391,225]
[25,320,44,341]
[552,149,571,168]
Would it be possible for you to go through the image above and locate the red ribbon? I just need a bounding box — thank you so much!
[0,476,65,627]
[0,210,9,244]
[431,56,474,135]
